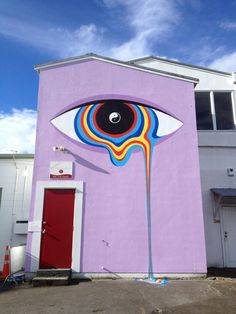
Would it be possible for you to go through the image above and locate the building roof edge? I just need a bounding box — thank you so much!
[0,154,34,159]
[34,53,199,84]
[129,56,232,76]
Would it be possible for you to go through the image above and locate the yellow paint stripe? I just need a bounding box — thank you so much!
[82,105,150,159]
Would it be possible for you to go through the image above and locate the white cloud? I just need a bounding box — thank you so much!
[0,16,106,58]
[111,33,151,60]
[208,52,236,72]
[0,1,184,154]
[102,0,180,36]
[0,0,181,60]
[100,0,118,8]
[207,21,236,72]
[0,109,37,153]
[191,43,225,67]
[105,0,180,59]
[220,21,236,30]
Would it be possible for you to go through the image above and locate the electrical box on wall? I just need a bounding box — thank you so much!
[14,221,28,234]
[227,168,235,177]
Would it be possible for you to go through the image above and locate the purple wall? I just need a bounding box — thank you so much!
[27,58,207,273]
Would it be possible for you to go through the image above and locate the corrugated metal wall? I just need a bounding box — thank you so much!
[0,156,33,270]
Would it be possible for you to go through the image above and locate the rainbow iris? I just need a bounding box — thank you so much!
[74,102,160,166]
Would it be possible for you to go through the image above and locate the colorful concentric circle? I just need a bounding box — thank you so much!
[74,100,159,166]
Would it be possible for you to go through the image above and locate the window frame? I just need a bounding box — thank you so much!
[0,188,2,209]
[195,90,236,131]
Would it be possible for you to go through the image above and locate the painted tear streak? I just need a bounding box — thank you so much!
[52,100,183,280]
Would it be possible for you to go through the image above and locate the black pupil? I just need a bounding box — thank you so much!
[96,100,134,135]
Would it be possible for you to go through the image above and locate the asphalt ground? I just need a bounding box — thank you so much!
[1,278,236,314]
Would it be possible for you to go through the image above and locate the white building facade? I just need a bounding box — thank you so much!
[0,154,34,270]
[132,57,236,268]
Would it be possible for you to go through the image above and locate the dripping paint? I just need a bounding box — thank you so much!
[51,99,183,281]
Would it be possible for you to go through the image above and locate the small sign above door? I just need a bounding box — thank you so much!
[50,161,73,179]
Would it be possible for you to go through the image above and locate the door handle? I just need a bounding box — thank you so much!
[224,231,228,239]
[42,229,46,234]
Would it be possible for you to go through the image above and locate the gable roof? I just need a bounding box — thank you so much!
[129,56,232,76]
[34,53,199,84]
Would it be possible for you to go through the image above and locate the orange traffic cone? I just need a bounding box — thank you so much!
[1,245,11,279]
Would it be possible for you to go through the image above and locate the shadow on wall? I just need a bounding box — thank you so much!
[68,150,110,175]
[25,253,124,279]
[25,253,70,272]
[25,253,40,273]
[25,253,83,274]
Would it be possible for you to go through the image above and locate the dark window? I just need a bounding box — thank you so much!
[195,92,213,130]
[214,92,235,130]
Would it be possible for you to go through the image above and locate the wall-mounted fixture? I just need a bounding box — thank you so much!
[52,146,67,152]
[14,220,28,234]
[227,168,235,177]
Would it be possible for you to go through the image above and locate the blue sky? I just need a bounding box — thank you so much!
[0,0,236,152]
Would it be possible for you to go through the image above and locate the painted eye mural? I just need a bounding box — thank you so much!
[51,99,183,282]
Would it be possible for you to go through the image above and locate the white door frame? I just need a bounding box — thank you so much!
[220,206,227,267]
[220,205,236,267]
[30,181,84,272]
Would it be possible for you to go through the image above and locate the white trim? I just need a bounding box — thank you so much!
[210,91,217,130]
[132,57,232,77]
[25,272,206,280]
[30,180,84,272]
[231,91,236,126]
[34,55,199,84]
[72,273,206,280]
[219,207,227,267]
[220,206,236,268]
[71,182,84,272]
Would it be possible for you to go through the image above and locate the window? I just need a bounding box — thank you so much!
[214,92,235,130]
[195,92,213,130]
[195,91,235,130]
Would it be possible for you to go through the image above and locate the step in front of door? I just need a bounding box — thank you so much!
[36,268,71,278]
[32,269,72,287]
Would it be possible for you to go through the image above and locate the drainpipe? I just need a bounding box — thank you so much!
[10,151,19,247]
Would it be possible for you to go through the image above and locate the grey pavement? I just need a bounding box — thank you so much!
[1,279,236,314]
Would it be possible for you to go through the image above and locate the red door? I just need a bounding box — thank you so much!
[39,189,75,269]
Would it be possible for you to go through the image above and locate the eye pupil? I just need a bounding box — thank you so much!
[95,100,134,135]
[109,112,121,124]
